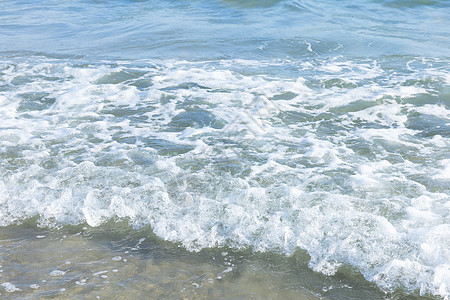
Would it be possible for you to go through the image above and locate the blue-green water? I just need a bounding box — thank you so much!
[2,0,449,60]
[0,0,449,299]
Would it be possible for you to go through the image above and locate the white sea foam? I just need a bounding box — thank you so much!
[1,282,21,293]
[49,270,66,277]
[0,56,449,298]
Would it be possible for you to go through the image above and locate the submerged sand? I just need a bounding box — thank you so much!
[0,221,427,299]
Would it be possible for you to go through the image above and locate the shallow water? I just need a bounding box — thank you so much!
[0,221,430,299]
[1,0,449,299]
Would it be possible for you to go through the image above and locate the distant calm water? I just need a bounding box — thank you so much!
[0,0,449,299]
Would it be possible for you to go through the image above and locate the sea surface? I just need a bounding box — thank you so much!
[0,0,449,299]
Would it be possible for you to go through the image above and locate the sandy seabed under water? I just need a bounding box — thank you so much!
[0,220,433,300]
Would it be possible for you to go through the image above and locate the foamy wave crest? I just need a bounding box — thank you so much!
[0,56,449,298]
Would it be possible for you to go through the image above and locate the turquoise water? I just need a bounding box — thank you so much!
[1,0,449,299]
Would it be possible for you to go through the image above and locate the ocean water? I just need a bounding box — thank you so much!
[0,0,449,299]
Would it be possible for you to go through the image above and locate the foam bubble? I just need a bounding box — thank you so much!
[1,282,21,293]
[49,270,66,277]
